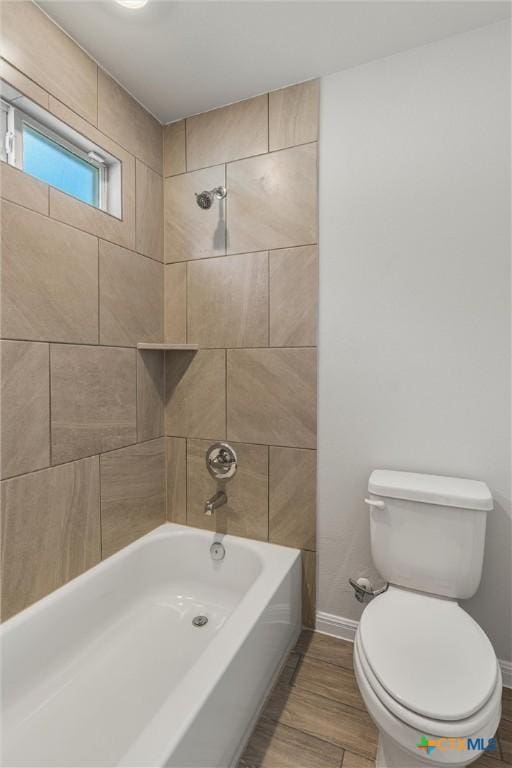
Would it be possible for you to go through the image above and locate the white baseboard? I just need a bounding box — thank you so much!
[315,610,359,642]
[315,610,512,689]
[500,658,512,688]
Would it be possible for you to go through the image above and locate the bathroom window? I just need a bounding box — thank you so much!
[22,122,102,207]
[1,83,121,216]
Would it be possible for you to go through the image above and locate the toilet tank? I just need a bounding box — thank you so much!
[367,470,493,599]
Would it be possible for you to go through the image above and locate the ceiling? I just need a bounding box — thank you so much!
[37,1,511,124]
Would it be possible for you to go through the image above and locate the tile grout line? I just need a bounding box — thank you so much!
[267,443,270,543]
[267,249,270,347]
[224,348,228,440]
[287,651,304,688]
[267,91,270,152]
[98,452,103,561]
[135,346,139,442]
[163,435,168,522]
[164,435,316,453]
[185,260,189,343]
[246,716,352,768]
[164,139,318,178]
[97,238,100,344]
[1,338,168,351]
[261,701,376,764]
[134,156,138,254]
[1,195,166,266]
[48,343,52,467]
[185,438,189,524]
[184,118,188,173]
[1,437,165,484]
[165,241,319,265]
[1,65,128,157]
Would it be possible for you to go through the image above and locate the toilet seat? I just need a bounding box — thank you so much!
[354,638,502,768]
[355,632,502,738]
[358,587,498,722]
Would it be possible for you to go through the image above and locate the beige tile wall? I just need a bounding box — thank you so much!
[163,81,319,625]
[0,2,165,619]
[0,2,319,628]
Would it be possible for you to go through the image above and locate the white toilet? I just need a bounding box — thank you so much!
[353,470,502,768]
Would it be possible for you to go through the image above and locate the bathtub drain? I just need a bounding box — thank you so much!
[192,615,208,627]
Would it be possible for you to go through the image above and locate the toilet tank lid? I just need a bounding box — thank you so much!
[368,470,493,511]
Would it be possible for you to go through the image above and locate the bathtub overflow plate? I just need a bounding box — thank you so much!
[210,541,225,561]
[192,615,208,627]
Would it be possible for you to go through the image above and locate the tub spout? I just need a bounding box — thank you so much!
[204,490,227,516]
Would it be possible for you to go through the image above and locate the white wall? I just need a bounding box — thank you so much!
[318,20,511,661]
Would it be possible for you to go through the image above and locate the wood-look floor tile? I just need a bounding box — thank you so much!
[293,656,366,712]
[484,742,503,762]
[502,687,512,722]
[473,755,508,768]
[281,652,301,685]
[302,550,316,629]
[294,630,354,670]
[245,631,512,768]
[240,718,343,768]
[342,751,374,768]
[498,717,512,764]
[263,685,377,760]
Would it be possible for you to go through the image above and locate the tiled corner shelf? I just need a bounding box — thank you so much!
[136,343,198,351]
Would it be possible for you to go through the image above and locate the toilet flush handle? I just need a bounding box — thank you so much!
[364,498,385,510]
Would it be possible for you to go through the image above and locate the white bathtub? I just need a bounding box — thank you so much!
[1,523,302,767]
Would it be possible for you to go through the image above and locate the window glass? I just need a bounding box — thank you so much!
[22,123,100,206]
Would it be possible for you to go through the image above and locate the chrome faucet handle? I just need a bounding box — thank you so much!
[206,442,237,480]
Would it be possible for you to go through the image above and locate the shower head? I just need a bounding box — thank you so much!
[195,186,227,210]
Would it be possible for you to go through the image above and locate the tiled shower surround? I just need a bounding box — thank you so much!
[0,1,318,625]
[163,82,319,627]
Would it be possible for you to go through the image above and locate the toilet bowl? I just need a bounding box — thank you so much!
[354,470,501,768]
[353,587,502,768]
